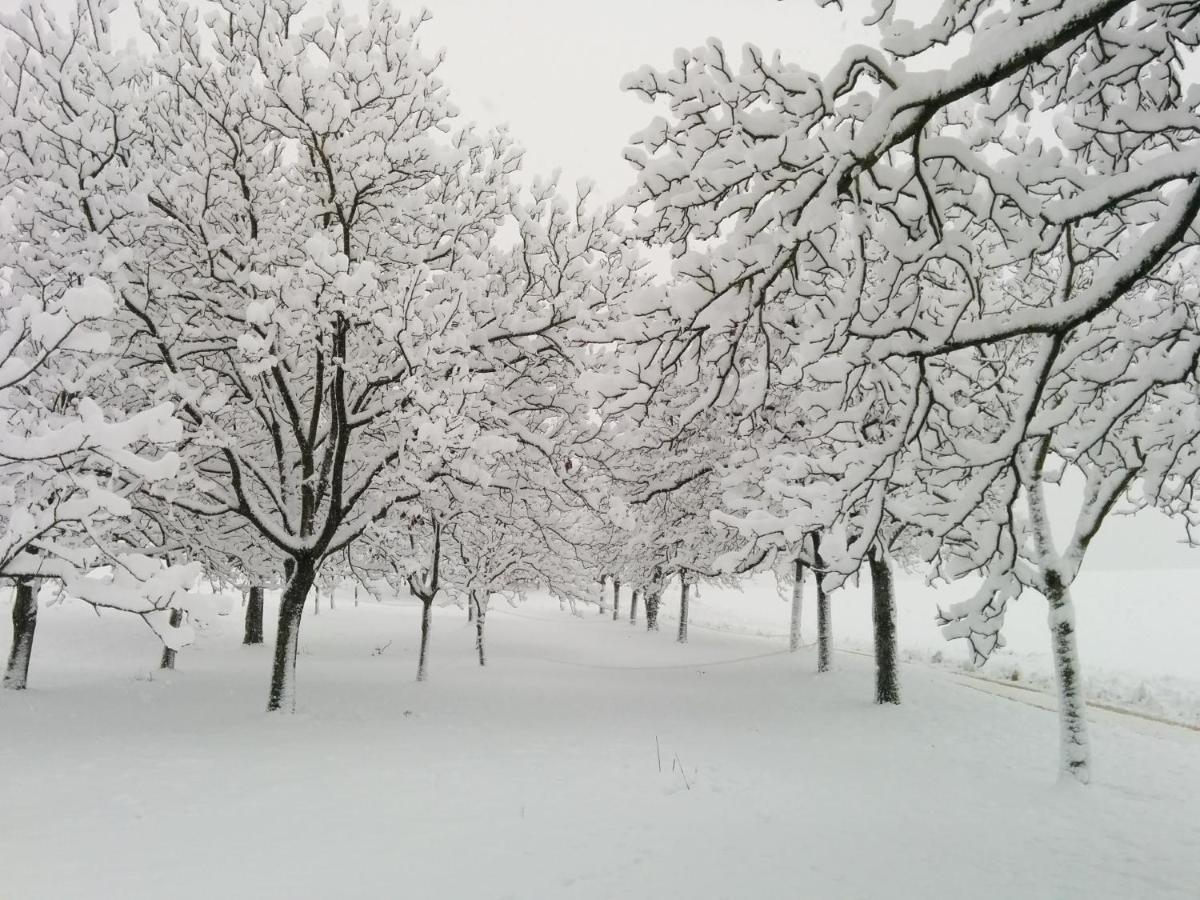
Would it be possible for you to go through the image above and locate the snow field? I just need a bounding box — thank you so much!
[2,586,1198,900]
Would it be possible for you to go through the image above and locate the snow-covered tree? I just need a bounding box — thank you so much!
[3,0,641,711]
[616,0,1200,773]
[0,3,205,686]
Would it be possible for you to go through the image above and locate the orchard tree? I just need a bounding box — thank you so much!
[935,274,1200,779]
[0,0,207,686]
[446,493,589,668]
[619,0,1200,777]
[5,0,641,711]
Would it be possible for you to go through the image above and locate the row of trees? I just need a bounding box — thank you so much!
[5,0,1200,783]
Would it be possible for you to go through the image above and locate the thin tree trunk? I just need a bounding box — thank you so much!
[467,598,475,621]
[1045,569,1090,782]
[416,599,433,681]
[867,548,900,704]
[266,559,314,713]
[612,577,621,621]
[814,533,832,673]
[312,590,319,615]
[789,556,804,652]
[677,574,690,644]
[598,575,608,614]
[4,580,37,690]
[159,607,184,670]
[629,588,639,625]
[646,590,660,631]
[244,586,264,645]
[471,590,486,667]
[1024,448,1091,783]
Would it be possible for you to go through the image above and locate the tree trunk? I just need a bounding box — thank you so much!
[312,590,319,615]
[611,577,621,621]
[646,589,660,631]
[814,533,832,673]
[1045,569,1090,782]
[244,586,264,645]
[629,588,639,625]
[471,590,486,667]
[266,559,315,713]
[416,598,433,681]
[677,574,690,644]
[467,598,475,622]
[867,548,900,704]
[4,580,37,690]
[1024,448,1091,783]
[789,556,804,652]
[159,607,184,670]
[598,575,608,614]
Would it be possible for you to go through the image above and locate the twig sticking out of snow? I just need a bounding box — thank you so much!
[672,754,692,791]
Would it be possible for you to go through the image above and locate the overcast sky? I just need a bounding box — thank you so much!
[411,0,878,198]
[41,0,1200,569]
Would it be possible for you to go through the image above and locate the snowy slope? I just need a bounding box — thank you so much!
[0,591,1197,900]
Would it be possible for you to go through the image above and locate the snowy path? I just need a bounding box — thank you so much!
[827,641,1200,735]
[1,595,1197,900]
[660,571,1200,728]
[946,669,1200,735]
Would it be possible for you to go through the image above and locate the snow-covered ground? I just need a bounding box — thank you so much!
[1,582,1198,899]
[674,569,1200,728]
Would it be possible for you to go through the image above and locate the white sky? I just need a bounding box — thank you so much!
[63,0,877,198]
[412,0,877,198]
[43,0,1200,568]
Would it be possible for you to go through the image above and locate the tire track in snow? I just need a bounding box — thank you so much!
[835,644,1200,733]
[496,606,1199,732]
[948,670,1200,734]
